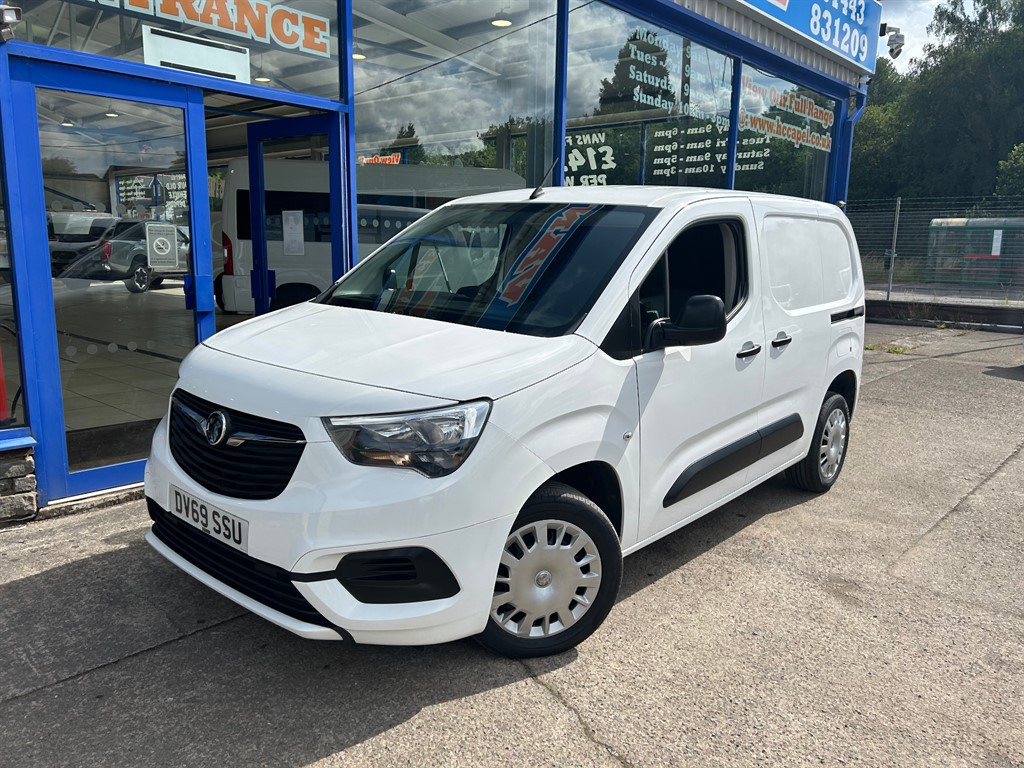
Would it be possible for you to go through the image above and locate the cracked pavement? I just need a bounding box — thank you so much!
[1,322,1023,767]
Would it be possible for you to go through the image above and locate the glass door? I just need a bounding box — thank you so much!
[246,114,347,315]
[5,58,214,502]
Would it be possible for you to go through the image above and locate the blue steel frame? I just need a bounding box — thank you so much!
[0,4,354,503]
[565,0,867,202]
[246,114,347,315]
[0,0,865,505]
[1,55,211,502]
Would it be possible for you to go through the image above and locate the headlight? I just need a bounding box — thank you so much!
[322,400,491,477]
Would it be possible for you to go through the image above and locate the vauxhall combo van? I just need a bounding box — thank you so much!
[146,186,865,658]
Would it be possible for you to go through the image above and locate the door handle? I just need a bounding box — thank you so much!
[736,344,762,359]
[771,334,793,349]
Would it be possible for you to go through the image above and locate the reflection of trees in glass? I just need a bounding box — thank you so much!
[383,122,427,165]
[41,158,79,177]
[594,31,676,119]
[736,84,833,200]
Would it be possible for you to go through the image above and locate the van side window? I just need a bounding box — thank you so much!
[637,220,746,351]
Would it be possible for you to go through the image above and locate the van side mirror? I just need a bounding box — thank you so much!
[646,295,726,351]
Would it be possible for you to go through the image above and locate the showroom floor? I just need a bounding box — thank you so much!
[0,275,244,467]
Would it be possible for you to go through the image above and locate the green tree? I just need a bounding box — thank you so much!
[384,122,427,165]
[864,58,904,106]
[850,0,1024,198]
[848,59,907,199]
[995,143,1024,195]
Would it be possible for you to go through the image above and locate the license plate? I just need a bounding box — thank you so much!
[170,485,249,553]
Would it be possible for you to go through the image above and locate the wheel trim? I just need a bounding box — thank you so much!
[491,519,602,639]
[133,266,149,289]
[818,408,848,480]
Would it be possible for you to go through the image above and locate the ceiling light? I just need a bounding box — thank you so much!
[105,109,120,118]
[60,117,74,127]
[254,54,273,83]
[352,45,367,61]
[490,13,512,28]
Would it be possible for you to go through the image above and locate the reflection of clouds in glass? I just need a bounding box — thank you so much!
[741,66,836,116]
[567,4,734,122]
[567,4,638,119]
[357,83,483,149]
[355,16,554,151]
[742,92,766,114]
[39,137,185,177]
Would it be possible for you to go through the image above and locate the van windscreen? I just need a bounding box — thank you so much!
[319,202,655,337]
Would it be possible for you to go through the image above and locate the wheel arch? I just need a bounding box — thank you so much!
[543,461,624,540]
[827,369,858,419]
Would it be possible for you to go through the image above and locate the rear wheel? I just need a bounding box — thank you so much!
[125,262,152,293]
[785,392,851,493]
[476,481,622,658]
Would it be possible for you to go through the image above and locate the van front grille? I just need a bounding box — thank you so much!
[168,389,305,500]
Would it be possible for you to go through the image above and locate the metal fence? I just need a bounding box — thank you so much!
[845,196,1024,308]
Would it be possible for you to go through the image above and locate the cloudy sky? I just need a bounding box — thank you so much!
[877,0,945,71]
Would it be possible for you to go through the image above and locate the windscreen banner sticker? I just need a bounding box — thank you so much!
[490,205,601,312]
[392,244,444,314]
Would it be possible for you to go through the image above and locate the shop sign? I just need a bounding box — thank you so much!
[734,0,881,72]
[80,0,331,58]
[739,76,834,156]
[359,153,402,165]
[146,222,180,269]
[647,120,729,180]
[564,132,618,187]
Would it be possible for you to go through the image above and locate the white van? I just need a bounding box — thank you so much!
[146,186,865,658]
[217,159,526,312]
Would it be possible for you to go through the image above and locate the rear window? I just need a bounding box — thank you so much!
[319,202,656,337]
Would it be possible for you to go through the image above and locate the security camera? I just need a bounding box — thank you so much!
[0,4,23,42]
[879,23,904,60]
[888,31,905,59]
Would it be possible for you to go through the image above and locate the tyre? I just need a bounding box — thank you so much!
[150,276,164,287]
[476,481,622,658]
[785,392,851,493]
[125,262,152,293]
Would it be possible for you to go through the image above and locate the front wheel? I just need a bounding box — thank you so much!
[785,392,851,493]
[476,482,622,658]
[125,262,152,293]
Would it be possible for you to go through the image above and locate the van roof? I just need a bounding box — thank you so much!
[445,185,830,210]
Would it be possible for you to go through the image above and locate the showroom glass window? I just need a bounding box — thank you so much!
[733,65,837,200]
[15,1,340,98]
[0,143,27,428]
[565,1,732,188]
[352,0,556,214]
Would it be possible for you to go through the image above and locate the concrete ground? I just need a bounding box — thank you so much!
[1,322,1022,767]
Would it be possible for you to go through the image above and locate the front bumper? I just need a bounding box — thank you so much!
[144,415,549,646]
